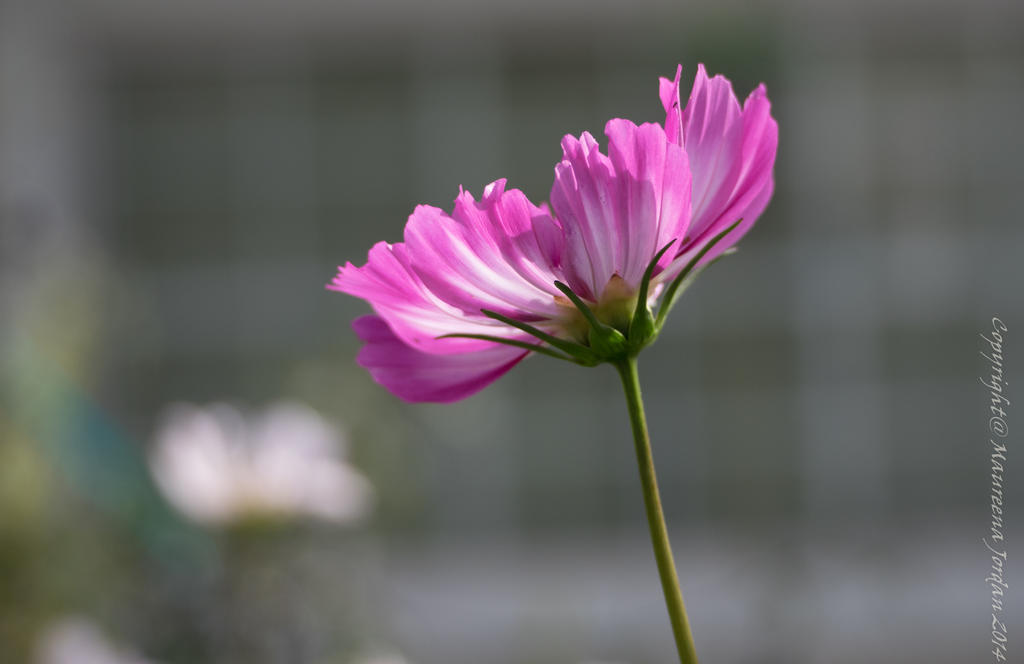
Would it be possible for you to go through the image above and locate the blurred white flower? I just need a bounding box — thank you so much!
[350,651,412,664]
[149,401,373,526]
[35,618,157,664]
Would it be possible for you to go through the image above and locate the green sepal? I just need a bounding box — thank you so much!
[553,281,629,360]
[628,240,676,349]
[479,309,601,366]
[655,218,743,329]
[588,325,629,359]
[437,333,586,365]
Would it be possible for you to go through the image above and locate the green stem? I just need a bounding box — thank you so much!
[615,356,699,664]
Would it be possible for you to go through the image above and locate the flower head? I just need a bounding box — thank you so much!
[330,64,777,402]
[149,401,373,526]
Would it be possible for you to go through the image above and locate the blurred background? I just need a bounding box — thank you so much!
[2,0,1023,662]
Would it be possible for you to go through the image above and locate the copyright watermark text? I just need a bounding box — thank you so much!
[981,317,1009,662]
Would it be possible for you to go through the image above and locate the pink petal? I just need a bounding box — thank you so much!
[659,64,684,147]
[405,180,566,320]
[330,241,497,355]
[682,64,746,241]
[329,182,568,355]
[550,132,617,300]
[352,315,529,403]
[664,66,778,273]
[550,121,691,297]
[604,118,691,284]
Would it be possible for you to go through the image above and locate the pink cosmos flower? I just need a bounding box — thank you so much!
[329,64,777,403]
